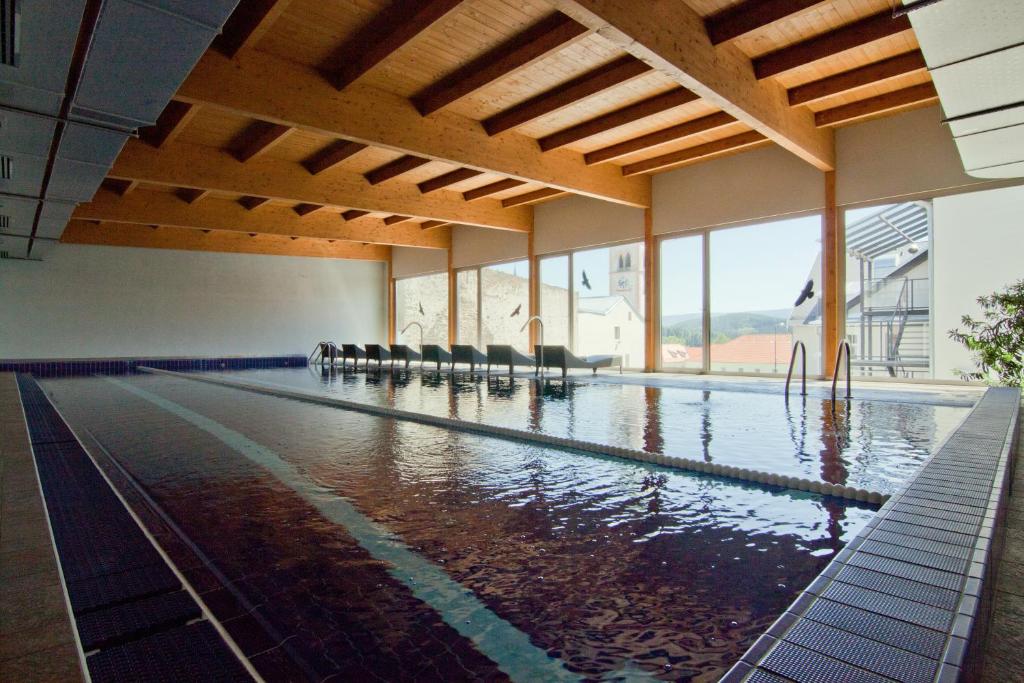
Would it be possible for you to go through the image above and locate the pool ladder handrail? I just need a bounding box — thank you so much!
[831,339,852,409]
[308,341,327,364]
[784,341,807,400]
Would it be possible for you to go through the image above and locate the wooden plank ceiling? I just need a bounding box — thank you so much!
[72,0,937,259]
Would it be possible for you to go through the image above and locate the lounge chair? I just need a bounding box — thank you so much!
[534,345,622,377]
[316,341,339,365]
[341,344,366,370]
[389,344,422,369]
[486,345,536,375]
[451,345,488,374]
[365,344,392,369]
[421,344,453,371]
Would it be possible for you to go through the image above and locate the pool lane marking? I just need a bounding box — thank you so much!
[103,376,580,683]
[138,366,887,506]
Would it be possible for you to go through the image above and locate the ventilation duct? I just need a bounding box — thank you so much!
[908,0,1024,178]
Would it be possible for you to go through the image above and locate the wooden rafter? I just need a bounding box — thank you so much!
[238,196,269,211]
[462,179,525,201]
[109,139,532,231]
[213,0,295,59]
[175,188,210,204]
[177,49,650,207]
[584,111,736,165]
[788,51,928,106]
[482,55,650,136]
[502,188,567,207]
[365,155,432,185]
[412,13,590,116]
[705,0,827,45]
[103,178,138,196]
[319,0,465,91]
[62,220,391,261]
[621,131,768,176]
[293,203,323,216]
[754,10,912,80]
[420,220,450,230]
[383,215,413,225]
[301,140,367,175]
[538,87,699,151]
[74,189,450,249]
[418,168,482,194]
[342,210,369,221]
[546,0,834,170]
[139,101,198,148]
[814,82,938,127]
[229,121,293,163]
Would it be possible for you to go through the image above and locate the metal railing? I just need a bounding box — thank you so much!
[831,340,852,410]
[308,340,328,365]
[784,340,807,401]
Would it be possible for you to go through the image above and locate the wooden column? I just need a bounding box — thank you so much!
[387,257,396,345]
[447,248,456,345]
[644,207,657,372]
[822,170,843,377]
[528,230,539,347]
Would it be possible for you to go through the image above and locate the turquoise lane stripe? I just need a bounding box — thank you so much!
[104,376,579,683]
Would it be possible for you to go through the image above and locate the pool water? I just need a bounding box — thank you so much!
[206,367,971,496]
[41,373,885,681]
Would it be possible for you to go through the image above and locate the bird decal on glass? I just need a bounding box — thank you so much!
[510,303,522,317]
[794,279,815,307]
[418,301,425,316]
[581,270,592,290]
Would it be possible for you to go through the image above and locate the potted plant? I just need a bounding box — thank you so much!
[948,280,1024,387]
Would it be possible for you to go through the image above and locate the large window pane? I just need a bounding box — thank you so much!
[846,202,932,379]
[456,269,479,346]
[709,216,822,374]
[481,260,530,349]
[659,234,703,370]
[539,255,570,347]
[395,272,449,346]
[572,243,645,368]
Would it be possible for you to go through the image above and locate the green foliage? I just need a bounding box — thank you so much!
[662,311,788,347]
[948,280,1024,387]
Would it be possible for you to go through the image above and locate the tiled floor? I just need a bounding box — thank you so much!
[0,373,85,682]
[981,403,1024,682]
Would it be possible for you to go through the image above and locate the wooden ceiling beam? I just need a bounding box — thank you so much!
[420,220,450,230]
[383,215,413,225]
[814,83,938,127]
[706,0,828,45]
[412,13,590,116]
[176,50,650,206]
[301,140,368,175]
[539,87,699,152]
[103,178,138,196]
[176,188,211,204]
[483,55,651,136]
[108,139,531,231]
[418,168,483,194]
[502,188,568,207]
[621,131,769,176]
[342,210,369,221]
[546,0,834,170]
[462,178,525,201]
[229,121,294,162]
[139,101,198,148]
[62,220,391,261]
[238,196,269,210]
[293,203,323,216]
[365,155,431,185]
[213,0,296,58]
[74,189,451,249]
[584,111,737,165]
[320,0,465,91]
[754,10,913,80]
[788,51,928,106]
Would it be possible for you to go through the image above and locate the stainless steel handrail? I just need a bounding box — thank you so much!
[308,340,328,365]
[831,340,852,410]
[784,340,807,400]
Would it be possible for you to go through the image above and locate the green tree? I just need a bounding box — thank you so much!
[948,280,1024,387]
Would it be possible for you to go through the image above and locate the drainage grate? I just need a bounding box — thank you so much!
[0,0,18,67]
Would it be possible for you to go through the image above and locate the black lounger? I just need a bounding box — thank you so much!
[365,344,391,369]
[486,345,536,375]
[534,345,622,377]
[341,344,366,369]
[451,345,488,373]
[422,344,453,371]
[389,344,422,369]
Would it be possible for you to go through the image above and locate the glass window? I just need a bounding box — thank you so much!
[573,243,645,368]
[659,233,703,371]
[395,272,449,346]
[539,255,570,347]
[456,269,479,346]
[480,260,530,349]
[709,215,822,374]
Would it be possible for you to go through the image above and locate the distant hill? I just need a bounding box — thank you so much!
[662,309,792,346]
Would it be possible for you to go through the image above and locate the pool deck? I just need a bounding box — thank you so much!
[0,373,85,682]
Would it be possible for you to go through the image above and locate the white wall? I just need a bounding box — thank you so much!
[0,244,386,359]
[451,225,528,269]
[931,185,1024,380]
[392,245,448,278]
[534,195,644,254]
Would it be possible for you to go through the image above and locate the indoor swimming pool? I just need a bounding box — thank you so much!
[37,371,901,681]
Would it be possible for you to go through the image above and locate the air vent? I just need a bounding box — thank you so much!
[0,0,19,67]
[0,251,9,259]
[0,214,8,228]
[0,155,11,179]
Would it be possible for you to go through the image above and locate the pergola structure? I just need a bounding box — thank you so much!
[67,0,941,373]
